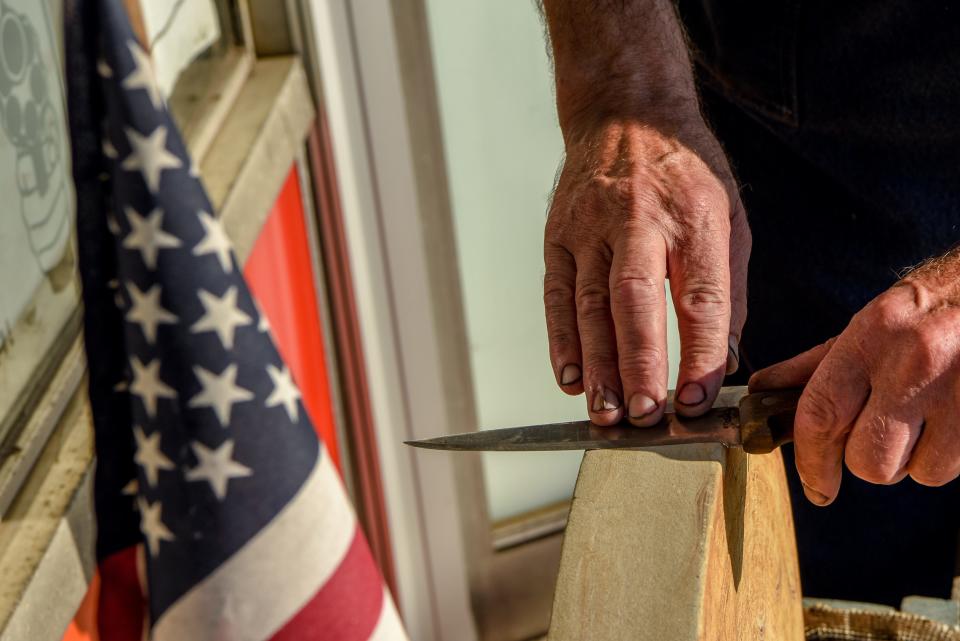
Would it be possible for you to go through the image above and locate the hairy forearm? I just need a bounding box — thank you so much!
[542,0,700,138]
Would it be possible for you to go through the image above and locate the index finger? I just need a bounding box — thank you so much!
[792,338,870,505]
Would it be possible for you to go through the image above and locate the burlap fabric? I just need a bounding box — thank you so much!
[806,605,960,641]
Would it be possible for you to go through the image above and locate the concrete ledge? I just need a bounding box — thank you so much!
[201,55,315,264]
[0,391,94,640]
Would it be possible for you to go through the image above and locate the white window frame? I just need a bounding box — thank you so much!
[299,1,565,639]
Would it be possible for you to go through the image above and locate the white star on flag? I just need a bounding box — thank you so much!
[138,497,175,557]
[121,125,182,193]
[122,206,182,269]
[192,211,234,273]
[130,357,176,418]
[190,286,252,350]
[126,282,178,343]
[123,40,163,109]
[185,439,252,501]
[265,365,301,422]
[188,364,254,427]
[133,426,175,487]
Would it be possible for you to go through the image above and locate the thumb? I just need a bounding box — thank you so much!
[748,338,837,391]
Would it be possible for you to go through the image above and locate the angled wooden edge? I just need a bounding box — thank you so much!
[548,446,804,641]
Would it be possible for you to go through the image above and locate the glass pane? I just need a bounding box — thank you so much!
[423,0,683,521]
[0,0,80,438]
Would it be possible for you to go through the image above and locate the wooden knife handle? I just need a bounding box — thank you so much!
[738,388,803,454]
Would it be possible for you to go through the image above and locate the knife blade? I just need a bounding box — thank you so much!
[405,386,801,455]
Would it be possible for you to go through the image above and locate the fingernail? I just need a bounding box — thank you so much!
[560,364,582,385]
[628,394,657,419]
[592,388,620,412]
[676,383,706,406]
[802,482,830,506]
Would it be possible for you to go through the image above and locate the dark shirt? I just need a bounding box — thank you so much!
[674,1,960,606]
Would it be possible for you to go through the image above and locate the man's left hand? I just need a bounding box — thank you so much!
[749,249,960,505]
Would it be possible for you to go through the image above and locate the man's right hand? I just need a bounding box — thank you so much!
[544,117,750,426]
[541,0,751,426]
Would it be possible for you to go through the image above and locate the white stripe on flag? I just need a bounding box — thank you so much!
[154,447,355,641]
[367,588,409,641]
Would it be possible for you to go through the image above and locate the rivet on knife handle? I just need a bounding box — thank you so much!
[738,388,802,454]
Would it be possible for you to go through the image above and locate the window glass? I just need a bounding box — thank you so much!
[0,0,80,440]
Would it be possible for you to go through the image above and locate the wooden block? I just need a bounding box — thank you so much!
[548,445,804,641]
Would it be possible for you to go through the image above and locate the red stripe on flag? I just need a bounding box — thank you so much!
[271,527,384,641]
[97,547,145,641]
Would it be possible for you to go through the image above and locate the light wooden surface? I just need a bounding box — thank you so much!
[548,445,804,641]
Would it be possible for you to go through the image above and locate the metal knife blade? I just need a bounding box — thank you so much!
[406,407,743,452]
[406,385,765,453]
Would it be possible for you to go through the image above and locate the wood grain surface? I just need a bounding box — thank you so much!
[548,445,804,641]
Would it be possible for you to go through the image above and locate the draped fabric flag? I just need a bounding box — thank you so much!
[64,1,408,639]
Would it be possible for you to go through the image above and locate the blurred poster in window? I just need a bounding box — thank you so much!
[0,0,79,435]
[138,0,221,97]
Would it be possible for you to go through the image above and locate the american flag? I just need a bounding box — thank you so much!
[64,1,408,639]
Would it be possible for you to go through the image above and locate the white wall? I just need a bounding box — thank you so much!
[423,0,682,520]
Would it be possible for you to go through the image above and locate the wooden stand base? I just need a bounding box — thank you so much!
[548,445,804,641]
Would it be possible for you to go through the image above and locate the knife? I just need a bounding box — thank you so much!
[405,386,801,455]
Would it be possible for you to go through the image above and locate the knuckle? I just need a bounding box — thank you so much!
[543,274,574,312]
[797,387,841,441]
[546,325,577,353]
[680,341,725,372]
[618,345,665,379]
[545,208,571,240]
[583,359,618,383]
[611,176,639,203]
[858,292,906,333]
[611,274,661,315]
[908,323,953,375]
[909,466,953,487]
[848,457,902,485]
[575,282,611,321]
[675,280,728,319]
[684,185,729,221]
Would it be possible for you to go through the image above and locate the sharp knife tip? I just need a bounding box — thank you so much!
[404,438,446,450]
